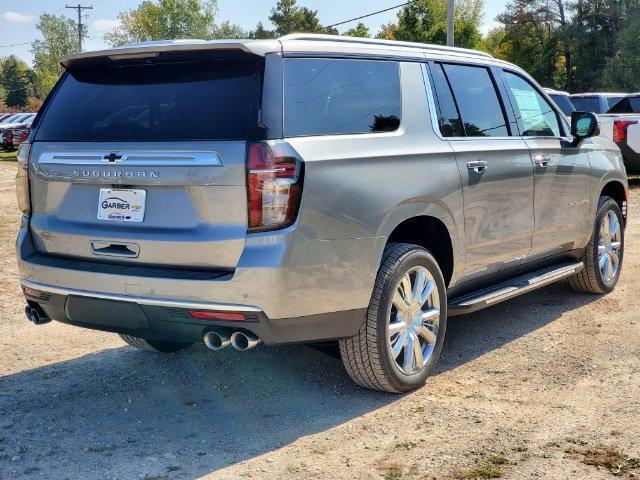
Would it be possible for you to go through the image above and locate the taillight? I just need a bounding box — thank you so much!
[247,141,303,232]
[613,120,638,143]
[15,142,30,216]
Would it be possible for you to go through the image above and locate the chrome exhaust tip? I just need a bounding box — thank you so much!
[203,328,232,351]
[230,331,261,351]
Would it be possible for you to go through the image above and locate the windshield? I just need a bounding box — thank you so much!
[571,97,602,113]
[549,94,576,116]
[36,58,260,142]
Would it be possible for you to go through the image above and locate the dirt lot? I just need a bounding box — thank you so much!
[1,161,639,480]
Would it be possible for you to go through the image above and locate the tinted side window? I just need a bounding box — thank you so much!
[428,63,463,137]
[283,58,401,136]
[504,72,561,137]
[571,97,602,113]
[549,94,576,116]
[442,64,509,137]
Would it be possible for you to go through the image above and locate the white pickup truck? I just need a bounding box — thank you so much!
[596,94,640,174]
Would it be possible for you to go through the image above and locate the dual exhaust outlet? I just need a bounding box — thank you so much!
[203,328,261,352]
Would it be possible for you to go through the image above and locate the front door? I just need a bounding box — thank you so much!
[500,70,592,258]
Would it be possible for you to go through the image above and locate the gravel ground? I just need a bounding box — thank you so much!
[1,162,639,479]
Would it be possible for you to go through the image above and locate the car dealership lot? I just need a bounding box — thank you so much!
[0,162,639,479]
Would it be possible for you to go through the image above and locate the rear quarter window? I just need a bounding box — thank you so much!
[283,58,401,137]
[35,58,260,142]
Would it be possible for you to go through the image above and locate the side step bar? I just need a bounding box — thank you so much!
[448,262,584,316]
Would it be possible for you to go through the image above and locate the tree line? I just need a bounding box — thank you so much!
[1,0,638,111]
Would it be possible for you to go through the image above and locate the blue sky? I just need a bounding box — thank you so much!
[0,0,507,65]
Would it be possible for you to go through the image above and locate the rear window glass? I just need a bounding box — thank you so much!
[571,97,602,113]
[442,64,509,137]
[283,58,401,136]
[36,58,259,142]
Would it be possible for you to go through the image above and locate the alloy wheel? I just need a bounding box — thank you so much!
[388,266,440,375]
[598,210,622,284]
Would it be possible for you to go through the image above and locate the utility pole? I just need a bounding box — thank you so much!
[66,4,93,52]
[446,0,455,46]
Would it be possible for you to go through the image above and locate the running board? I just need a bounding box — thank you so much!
[448,261,584,316]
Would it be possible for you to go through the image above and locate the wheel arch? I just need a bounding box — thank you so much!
[599,178,628,225]
[377,200,464,287]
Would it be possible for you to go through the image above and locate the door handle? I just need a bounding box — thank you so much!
[467,160,488,173]
[533,154,551,167]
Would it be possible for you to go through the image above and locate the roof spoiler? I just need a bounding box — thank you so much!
[60,39,281,69]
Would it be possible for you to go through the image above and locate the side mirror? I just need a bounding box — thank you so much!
[571,111,600,145]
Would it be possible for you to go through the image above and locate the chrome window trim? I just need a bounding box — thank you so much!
[37,151,223,167]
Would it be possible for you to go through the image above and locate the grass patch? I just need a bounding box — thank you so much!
[453,455,509,479]
[0,150,16,161]
[377,460,404,479]
[564,443,640,475]
[395,440,418,451]
[286,463,301,474]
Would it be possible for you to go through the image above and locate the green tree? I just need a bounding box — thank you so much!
[2,56,32,109]
[343,22,370,38]
[105,0,223,46]
[394,0,484,49]
[31,13,78,98]
[601,9,640,90]
[211,20,248,39]
[496,0,566,88]
[375,22,398,39]
[268,0,322,36]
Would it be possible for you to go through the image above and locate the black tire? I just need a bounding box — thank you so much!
[119,334,192,353]
[339,243,447,393]
[568,196,624,294]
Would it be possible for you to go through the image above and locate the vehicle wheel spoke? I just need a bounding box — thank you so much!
[412,336,425,369]
[598,244,607,254]
[403,334,415,372]
[610,250,620,269]
[392,290,410,314]
[415,325,437,345]
[388,320,406,337]
[400,274,413,305]
[611,241,622,250]
[609,213,620,238]
[391,332,406,360]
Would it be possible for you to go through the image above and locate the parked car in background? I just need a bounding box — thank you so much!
[544,88,576,118]
[597,93,640,174]
[570,93,627,114]
[0,114,35,149]
[17,35,627,393]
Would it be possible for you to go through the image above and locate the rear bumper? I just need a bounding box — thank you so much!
[17,220,379,344]
[22,281,365,345]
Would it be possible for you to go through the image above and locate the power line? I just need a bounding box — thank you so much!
[0,42,32,48]
[66,4,93,52]
[320,0,417,31]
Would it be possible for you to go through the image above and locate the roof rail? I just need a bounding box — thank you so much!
[279,33,493,59]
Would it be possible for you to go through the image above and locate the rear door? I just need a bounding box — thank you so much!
[427,62,535,280]
[500,69,591,258]
[29,53,264,270]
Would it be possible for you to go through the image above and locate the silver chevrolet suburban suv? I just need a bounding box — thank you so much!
[16,34,628,393]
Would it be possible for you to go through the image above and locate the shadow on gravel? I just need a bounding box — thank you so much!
[0,281,601,479]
